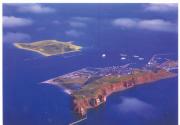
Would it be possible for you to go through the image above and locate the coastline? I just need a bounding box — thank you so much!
[14,43,51,56]
[13,42,82,57]
[72,69,177,116]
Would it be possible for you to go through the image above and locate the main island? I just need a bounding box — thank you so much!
[43,54,178,117]
[14,40,82,56]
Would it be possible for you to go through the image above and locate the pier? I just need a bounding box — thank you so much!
[69,115,87,125]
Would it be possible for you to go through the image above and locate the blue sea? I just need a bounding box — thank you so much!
[3,3,178,125]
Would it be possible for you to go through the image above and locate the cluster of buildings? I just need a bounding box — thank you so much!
[58,65,134,82]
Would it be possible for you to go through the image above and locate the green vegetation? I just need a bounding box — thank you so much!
[73,71,149,98]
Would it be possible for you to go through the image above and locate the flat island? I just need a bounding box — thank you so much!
[43,55,178,117]
[14,40,82,56]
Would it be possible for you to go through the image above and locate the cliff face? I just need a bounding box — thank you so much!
[72,69,176,116]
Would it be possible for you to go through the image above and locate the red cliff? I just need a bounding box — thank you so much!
[72,69,176,116]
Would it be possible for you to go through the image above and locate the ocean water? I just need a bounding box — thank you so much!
[3,3,178,125]
[3,43,178,125]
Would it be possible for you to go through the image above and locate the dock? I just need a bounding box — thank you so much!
[69,115,87,125]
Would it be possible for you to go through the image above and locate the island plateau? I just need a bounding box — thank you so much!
[43,54,178,117]
[14,40,82,56]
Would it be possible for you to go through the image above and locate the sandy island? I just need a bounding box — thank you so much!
[14,40,82,56]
